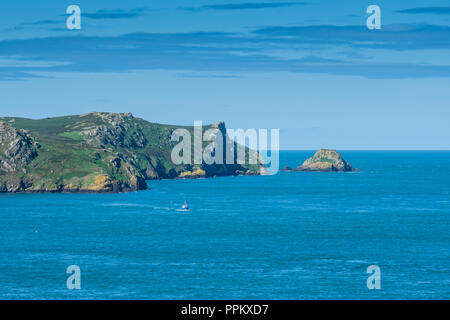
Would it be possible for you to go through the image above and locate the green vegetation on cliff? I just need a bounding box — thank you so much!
[0,112,264,193]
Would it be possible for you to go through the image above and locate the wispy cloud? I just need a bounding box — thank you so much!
[4,8,148,31]
[0,70,44,81]
[177,72,245,79]
[1,24,450,81]
[9,8,148,33]
[397,7,450,15]
[83,8,148,20]
[183,2,308,11]
[21,19,62,26]
[252,24,450,50]
[0,57,69,68]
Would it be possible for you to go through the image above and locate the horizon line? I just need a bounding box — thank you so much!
[277,149,450,151]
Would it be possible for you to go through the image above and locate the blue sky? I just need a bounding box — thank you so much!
[0,0,449,149]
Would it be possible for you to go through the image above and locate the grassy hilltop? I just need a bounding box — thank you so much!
[0,112,264,193]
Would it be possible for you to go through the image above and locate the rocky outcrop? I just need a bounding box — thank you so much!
[179,167,206,178]
[0,121,38,173]
[80,122,146,149]
[286,149,358,172]
[199,121,264,177]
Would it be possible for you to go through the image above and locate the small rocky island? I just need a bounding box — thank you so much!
[283,149,358,172]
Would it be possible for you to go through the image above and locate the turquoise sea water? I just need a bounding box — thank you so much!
[0,151,449,300]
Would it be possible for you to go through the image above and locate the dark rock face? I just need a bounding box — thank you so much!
[0,121,38,174]
[0,177,33,193]
[202,121,264,177]
[287,149,358,172]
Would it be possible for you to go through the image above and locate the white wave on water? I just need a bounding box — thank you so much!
[346,259,370,264]
[103,203,147,207]
[100,203,178,211]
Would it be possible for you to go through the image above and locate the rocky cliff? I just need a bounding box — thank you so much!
[0,112,264,193]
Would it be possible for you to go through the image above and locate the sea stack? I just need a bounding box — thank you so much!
[288,149,358,172]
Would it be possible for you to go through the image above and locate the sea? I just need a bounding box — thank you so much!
[0,151,449,299]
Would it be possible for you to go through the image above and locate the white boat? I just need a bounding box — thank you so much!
[180,201,189,211]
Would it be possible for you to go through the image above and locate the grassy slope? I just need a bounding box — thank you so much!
[3,116,104,190]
